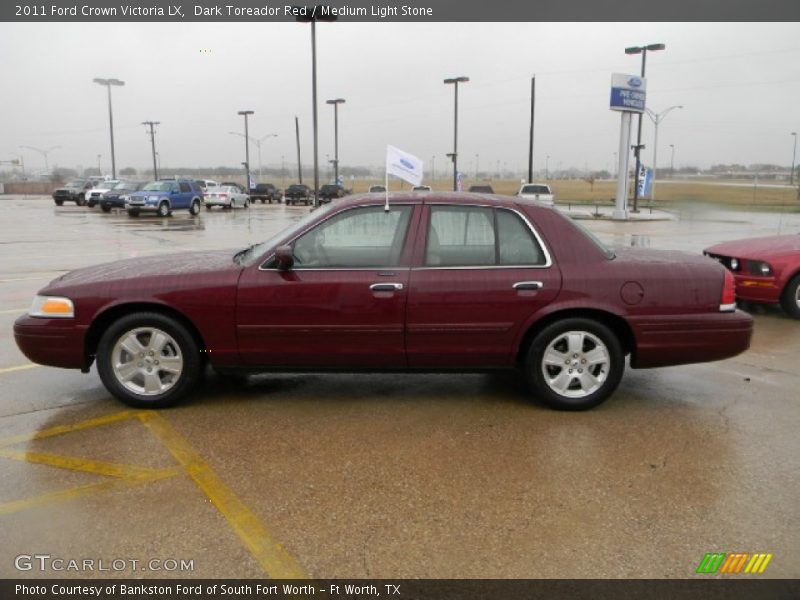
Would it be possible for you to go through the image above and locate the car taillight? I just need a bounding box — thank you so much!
[720,269,736,312]
[220,194,228,199]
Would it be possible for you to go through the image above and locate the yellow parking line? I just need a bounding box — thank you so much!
[0,448,181,481]
[0,277,50,283]
[0,410,135,448]
[138,411,308,579]
[0,468,179,516]
[0,308,27,315]
[0,363,40,376]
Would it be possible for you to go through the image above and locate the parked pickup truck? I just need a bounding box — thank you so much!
[250,183,281,204]
[284,184,312,206]
[317,184,349,203]
[52,179,93,206]
[516,183,554,206]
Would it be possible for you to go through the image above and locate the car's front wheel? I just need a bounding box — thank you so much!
[54,199,63,206]
[780,273,800,318]
[76,194,86,206]
[157,201,170,217]
[96,312,202,408]
[525,318,624,410]
[189,199,201,216]
[101,205,111,213]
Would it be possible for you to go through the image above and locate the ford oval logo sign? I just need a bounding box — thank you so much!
[400,158,415,170]
[627,77,642,88]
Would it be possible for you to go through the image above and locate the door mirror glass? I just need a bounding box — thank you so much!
[275,245,294,271]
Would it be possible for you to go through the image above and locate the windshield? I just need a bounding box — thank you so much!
[142,182,172,192]
[235,203,337,265]
[112,181,130,190]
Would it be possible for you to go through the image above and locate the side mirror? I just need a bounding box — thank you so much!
[275,245,294,271]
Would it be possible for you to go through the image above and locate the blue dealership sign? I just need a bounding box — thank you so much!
[610,73,647,113]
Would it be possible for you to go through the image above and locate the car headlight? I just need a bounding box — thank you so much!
[29,295,75,318]
[748,260,773,276]
[729,258,739,271]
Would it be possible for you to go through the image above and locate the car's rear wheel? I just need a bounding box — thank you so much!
[96,312,202,408]
[157,201,170,217]
[780,273,800,318]
[525,318,624,410]
[189,199,200,216]
[54,200,63,206]
[244,198,249,208]
[101,205,111,213]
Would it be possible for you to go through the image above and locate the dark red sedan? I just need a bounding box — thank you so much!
[15,193,753,411]
[705,234,800,318]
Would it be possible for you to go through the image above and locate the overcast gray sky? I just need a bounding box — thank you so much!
[1,21,799,177]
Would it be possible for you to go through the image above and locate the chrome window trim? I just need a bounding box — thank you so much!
[421,203,553,269]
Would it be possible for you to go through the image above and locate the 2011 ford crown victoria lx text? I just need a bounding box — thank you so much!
[14,193,753,411]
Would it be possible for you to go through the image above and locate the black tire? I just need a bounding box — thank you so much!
[101,205,111,213]
[96,312,202,409]
[54,200,63,206]
[205,204,211,211]
[87,200,96,208]
[524,318,624,411]
[780,273,800,318]
[127,209,140,217]
[76,194,86,206]
[244,199,249,208]
[189,199,201,216]
[261,198,266,204]
[157,201,170,217]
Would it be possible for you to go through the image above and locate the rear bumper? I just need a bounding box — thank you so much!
[629,310,753,368]
[14,315,88,370]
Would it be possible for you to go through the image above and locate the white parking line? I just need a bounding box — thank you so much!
[0,308,27,315]
[0,364,40,376]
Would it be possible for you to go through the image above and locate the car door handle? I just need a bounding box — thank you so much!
[513,281,543,290]
[370,283,404,292]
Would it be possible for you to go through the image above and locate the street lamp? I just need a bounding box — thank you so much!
[444,76,469,191]
[791,132,798,186]
[325,98,345,185]
[20,145,60,175]
[237,110,254,190]
[229,132,277,179]
[644,105,682,201]
[625,43,665,212]
[296,6,338,207]
[93,77,125,179]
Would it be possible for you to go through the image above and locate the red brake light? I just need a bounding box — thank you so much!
[720,269,736,311]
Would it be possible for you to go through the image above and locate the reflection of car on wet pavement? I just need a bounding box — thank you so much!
[14,192,752,411]
[705,234,800,318]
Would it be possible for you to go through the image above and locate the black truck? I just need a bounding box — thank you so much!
[284,184,312,206]
[249,183,281,204]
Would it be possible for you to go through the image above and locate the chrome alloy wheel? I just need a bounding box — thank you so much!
[111,327,184,396]
[540,330,610,399]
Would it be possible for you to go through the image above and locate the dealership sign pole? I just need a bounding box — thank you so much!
[609,73,646,220]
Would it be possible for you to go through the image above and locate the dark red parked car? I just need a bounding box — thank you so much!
[14,193,753,410]
[705,234,800,318]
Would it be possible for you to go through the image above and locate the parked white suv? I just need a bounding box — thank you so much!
[516,183,554,206]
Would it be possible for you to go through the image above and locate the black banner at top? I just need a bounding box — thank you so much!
[4,0,800,22]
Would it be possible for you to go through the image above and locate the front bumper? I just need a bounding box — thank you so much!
[125,202,159,213]
[14,315,89,370]
[733,275,781,304]
[628,309,753,369]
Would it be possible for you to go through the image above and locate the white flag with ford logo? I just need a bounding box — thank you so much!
[386,145,423,186]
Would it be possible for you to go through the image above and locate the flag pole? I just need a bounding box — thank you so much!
[384,166,390,212]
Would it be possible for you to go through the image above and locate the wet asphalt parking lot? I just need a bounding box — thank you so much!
[0,196,798,579]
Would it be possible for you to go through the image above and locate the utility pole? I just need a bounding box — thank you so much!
[295,116,302,184]
[528,76,535,183]
[141,121,160,180]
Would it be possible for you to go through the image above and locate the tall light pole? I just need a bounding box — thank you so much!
[97,154,102,174]
[325,98,345,185]
[431,155,436,183]
[669,144,675,179]
[93,78,125,179]
[791,132,797,186]
[444,76,469,191]
[141,121,160,180]
[297,7,337,207]
[230,131,277,179]
[20,145,60,175]
[475,153,479,178]
[625,43,665,211]
[644,104,682,201]
[9,153,25,180]
[237,110,254,190]
[545,155,550,180]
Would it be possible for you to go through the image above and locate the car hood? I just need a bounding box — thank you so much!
[44,251,241,291]
[706,234,800,259]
